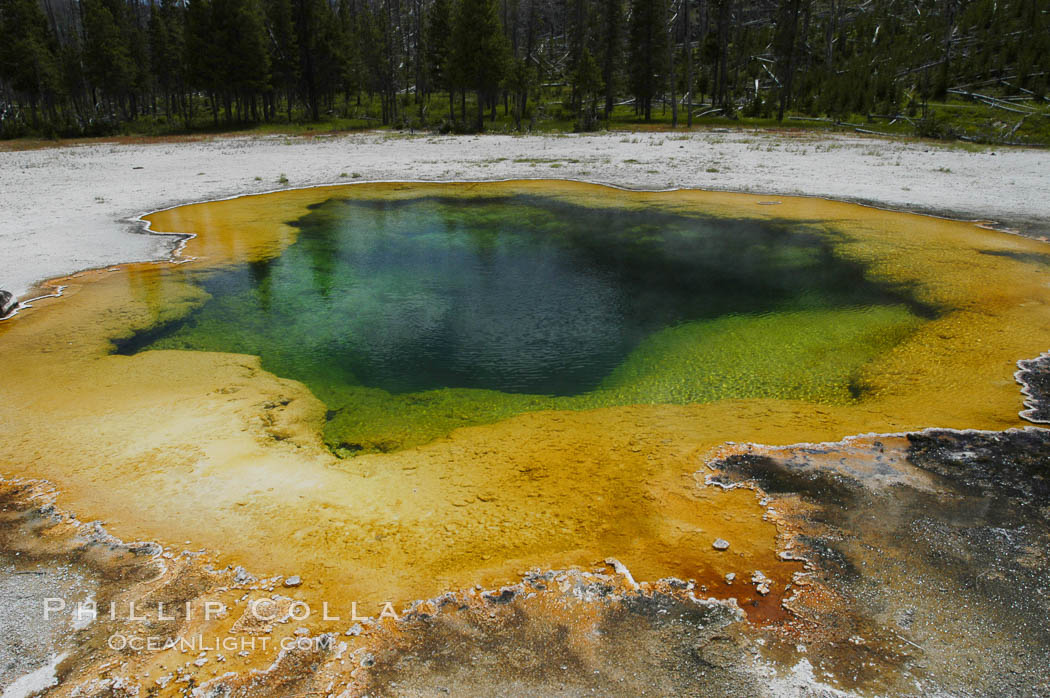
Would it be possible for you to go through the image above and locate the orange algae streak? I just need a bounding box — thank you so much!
[1,181,1048,640]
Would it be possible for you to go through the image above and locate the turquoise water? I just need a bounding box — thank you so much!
[115,193,933,452]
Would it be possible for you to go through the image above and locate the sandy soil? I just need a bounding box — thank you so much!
[1,129,1048,301]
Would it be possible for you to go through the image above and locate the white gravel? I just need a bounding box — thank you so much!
[1,129,1048,301]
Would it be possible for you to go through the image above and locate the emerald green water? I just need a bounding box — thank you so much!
[117,194,933,454]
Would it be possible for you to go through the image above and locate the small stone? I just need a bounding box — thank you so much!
[712,538,730,551]
[233,566,255,585]
[725,572,736,584]
[0,290,17,318]
[284,575,302,587]
[751,570,772,595]
[345,623,363,636]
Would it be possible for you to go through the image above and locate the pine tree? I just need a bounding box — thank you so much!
[0,0,62,130]
[81,0,135,116]
[567,0,590,112]
[773,0,804,121]
[505,56,537,130]
[574,47,603,130]
[451,0,509,131]
[598,0,625,119]
[292,0,328,122]
[425,0,454,120]
[185,0,222,123]
[359,7,398,124]
[223,0,270,121]
[628,0,668,121]
[265,0,299,121]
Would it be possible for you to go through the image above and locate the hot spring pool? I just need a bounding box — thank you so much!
[2,180,1046,622]
[114,188,936,454]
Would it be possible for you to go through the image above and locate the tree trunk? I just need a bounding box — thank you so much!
[670,2,678,128]
[776,0,802,122]
[825,0,836,66]
[716,0,731,110]
[685,0,693,127]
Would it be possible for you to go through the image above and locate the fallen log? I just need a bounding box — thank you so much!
[948,89,1036,114]
[1006,115,1028,138]
[694,107,724,118]
[852,126,892,136]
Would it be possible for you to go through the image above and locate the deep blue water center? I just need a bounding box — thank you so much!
[116,194,927,397]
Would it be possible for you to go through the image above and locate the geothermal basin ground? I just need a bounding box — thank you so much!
[1,130,1049,697]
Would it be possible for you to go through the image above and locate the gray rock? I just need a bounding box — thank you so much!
[283,575,302,587]
[232,566,255,585]
[751,570,772,595]
[0,290,17,318]
[712,538,730,551]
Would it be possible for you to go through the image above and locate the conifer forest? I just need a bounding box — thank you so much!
[2,0,1048,142]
